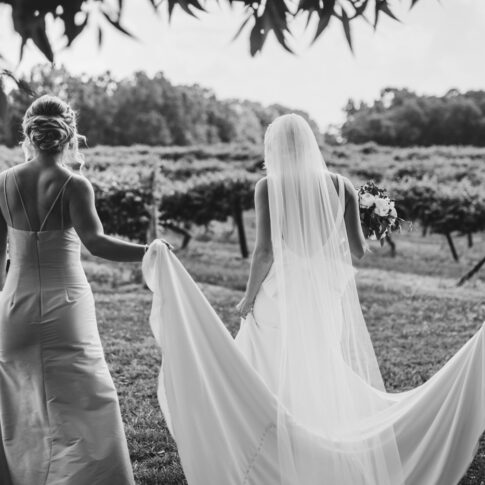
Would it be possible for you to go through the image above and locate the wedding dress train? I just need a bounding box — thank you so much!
[143,241,485,485]
[143,115,484,485]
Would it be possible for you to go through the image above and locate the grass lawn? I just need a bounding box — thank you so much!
[89,216,485,485]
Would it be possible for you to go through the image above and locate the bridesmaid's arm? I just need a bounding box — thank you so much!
[0,212,7,289]
[236,177,273,317]
[69,175,147,262]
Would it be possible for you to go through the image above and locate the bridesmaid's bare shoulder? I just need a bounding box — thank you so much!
[68,173,96,199]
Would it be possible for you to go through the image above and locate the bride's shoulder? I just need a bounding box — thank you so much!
[254,177,268,205]
[326,171,343,189]
[255,176,268,193]
[327,172,356,198]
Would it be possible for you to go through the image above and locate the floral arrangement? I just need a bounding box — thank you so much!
[357,181,402,244]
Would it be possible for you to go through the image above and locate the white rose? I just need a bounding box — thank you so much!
[389,207,397,219]
[374,197,391,216]
[359,192,376,208]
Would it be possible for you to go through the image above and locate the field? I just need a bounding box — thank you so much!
[2,143,485,483]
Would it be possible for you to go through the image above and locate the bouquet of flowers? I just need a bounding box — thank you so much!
[357,181,402,244]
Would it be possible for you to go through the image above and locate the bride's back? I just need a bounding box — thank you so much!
[264,114,365,260]
[267,170,345,258]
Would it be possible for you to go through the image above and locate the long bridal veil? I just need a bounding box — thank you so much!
[142,114,485,485]
[264,114,403,484]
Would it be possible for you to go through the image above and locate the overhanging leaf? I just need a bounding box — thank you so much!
[61,0,88,45]
[375,0,399,27]
[0,0,429,59]
[312,0,336,44]
[249,18,267,56]
[380,2,399,21]
[147,0,162,10]
[11,5,54,62]
[298,0,320,10]
[248,0,292,56]
[102,10,137,39]
[118,0,124,19]
[341,8,353,52]
[166,0,206,19]
[232,14,252,42]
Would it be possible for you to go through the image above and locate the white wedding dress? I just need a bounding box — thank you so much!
[142,115,485,485]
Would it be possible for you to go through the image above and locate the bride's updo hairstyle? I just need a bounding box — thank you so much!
[22,95,85,170]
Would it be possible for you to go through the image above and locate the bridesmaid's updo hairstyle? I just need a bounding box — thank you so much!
[22,95,85,170]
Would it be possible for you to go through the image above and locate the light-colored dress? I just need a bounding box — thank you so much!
[144,240,485,485]
[0,168,134,485]
[235,264,281,393]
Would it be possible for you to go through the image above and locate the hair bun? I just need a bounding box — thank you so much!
[27,115,74,153]
[21,95,86,169]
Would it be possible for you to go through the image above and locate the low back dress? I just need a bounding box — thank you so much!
[0,167,135,485]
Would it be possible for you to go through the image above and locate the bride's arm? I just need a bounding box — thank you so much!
[342,177,368,260]
[236,178,273,317]
[69,175,147,262]
[0,211,6,289]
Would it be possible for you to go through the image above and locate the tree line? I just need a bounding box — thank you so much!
[0,65,320,148]
[341,88,485,147]
[3,69,484,149]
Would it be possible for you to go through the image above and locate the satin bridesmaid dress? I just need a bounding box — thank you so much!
[0,167,135,485]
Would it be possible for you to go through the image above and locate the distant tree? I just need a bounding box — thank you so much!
[341,88,485,146]
[0,64,322,147]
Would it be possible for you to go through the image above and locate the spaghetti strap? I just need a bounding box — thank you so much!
[12,168,33,231]
[39,175,73,232]
[3,170,13,226]
[59,175,72,230]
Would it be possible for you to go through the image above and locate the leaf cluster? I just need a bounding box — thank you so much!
[0,0,417,62]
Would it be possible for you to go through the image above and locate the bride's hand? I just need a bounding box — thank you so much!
[236,296,254,319]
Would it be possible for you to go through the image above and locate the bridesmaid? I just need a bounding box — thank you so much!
[0,95,155,484]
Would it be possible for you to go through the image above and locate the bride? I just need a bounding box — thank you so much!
[144,113,485,485]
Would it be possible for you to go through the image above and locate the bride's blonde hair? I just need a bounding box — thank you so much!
[21,94,85,170]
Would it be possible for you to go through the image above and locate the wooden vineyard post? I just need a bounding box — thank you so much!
[145,167,159,243]
[457,256,485,286]
[160,222,192,249]
[445,232,459,262]
[232,193,249,259]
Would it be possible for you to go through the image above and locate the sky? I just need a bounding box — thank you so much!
[0,0,484,131]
